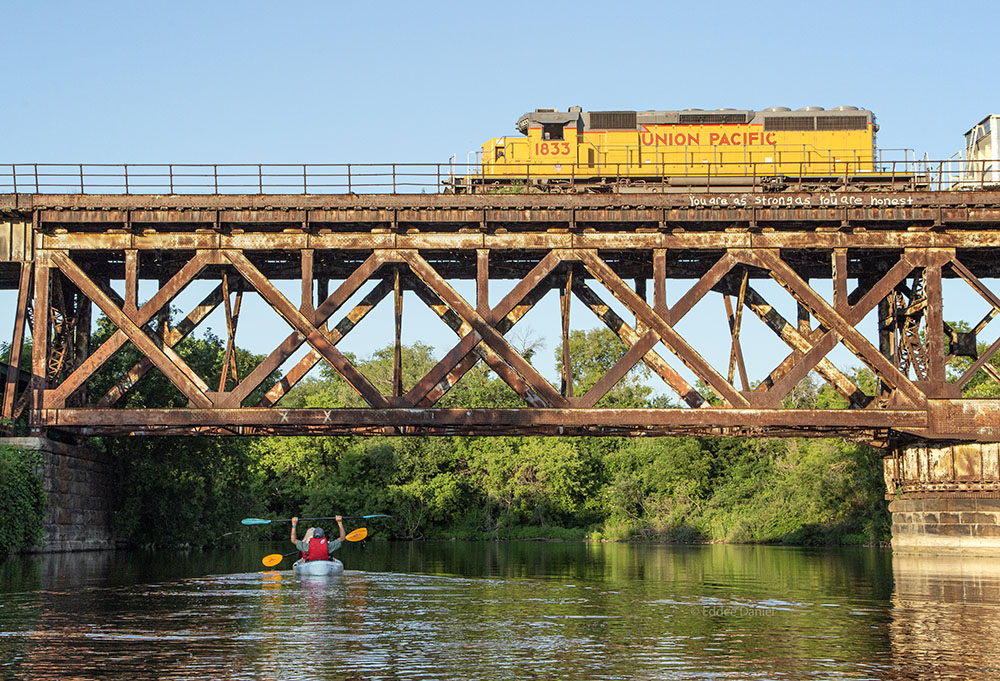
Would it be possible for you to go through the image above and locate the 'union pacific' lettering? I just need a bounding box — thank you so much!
[640,130,777,146]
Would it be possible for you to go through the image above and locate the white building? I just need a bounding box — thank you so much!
[964,115,1000,186]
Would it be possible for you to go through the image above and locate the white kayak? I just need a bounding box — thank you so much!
[292,558,344,576]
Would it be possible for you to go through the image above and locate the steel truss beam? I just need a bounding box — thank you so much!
[6,190,1000,443]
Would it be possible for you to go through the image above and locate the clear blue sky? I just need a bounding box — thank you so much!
[2,1,996,398]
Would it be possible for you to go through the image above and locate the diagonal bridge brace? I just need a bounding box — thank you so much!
[573,248,750,407]
[398,250,569,408]
[48,251,215,408]
[223,250,390,409]
[750,248,927,407]
[403,250,565,408]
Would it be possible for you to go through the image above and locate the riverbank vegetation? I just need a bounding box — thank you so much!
[0,445,46,554]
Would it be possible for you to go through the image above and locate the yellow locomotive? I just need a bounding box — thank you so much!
[453,106,913,193]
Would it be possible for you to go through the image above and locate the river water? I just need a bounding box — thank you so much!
[1,541,998,680]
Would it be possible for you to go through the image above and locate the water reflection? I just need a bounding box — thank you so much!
[891,554,1000,680]
[0,543,997,679]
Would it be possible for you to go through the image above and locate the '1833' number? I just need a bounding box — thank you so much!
[534,142,571,156]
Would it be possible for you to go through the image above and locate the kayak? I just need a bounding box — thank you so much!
[292,558,344,576]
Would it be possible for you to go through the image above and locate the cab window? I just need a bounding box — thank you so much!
[542,123,564,140]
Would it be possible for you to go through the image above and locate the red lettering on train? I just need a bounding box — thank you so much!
[639,130,779,147]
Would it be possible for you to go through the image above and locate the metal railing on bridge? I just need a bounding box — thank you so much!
[0,159,997,195]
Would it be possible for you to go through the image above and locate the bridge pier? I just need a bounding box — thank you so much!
[1,437,116,552]
[886,443,1000,554]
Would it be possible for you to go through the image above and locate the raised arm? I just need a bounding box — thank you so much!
[290,517,299,546]
[336,515,345,542]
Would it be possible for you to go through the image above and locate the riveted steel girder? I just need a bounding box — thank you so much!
[5,190,1000,444]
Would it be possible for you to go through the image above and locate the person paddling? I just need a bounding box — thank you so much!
[291,515,346,562]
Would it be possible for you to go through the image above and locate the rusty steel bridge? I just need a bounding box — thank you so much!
[3,165,1000,444]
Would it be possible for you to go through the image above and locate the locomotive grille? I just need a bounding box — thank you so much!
[590,111,637,130]
[766,115,870,131]
[678,113,748,124]
[765,117,816,131]
[816,115,869,131]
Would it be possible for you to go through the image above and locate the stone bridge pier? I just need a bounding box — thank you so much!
[2,437,116,552]
[886,443,1000,554]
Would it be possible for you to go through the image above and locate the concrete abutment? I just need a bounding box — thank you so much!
[2,437,116,552]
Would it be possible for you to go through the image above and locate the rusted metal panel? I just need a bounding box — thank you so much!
[486,208,573,223]
[927,400,1000,440]
[0,219,32,262]
[220,233,308,250]
[573,233,663,249]
[128,209,217,223]
[396,208,482,223]
[954,444,983,481]
[133,232,220,249]
[574,208,662,223]
[927,445,955,482]
[40,233,132,250]
[218,210,306,223]
[36,406,927,430]
[398,233,484,250]
[310,233,396,249]
[39,209,129,224]
[985,443,1000,481]
[319,208,394,223]
[485,233,573,249]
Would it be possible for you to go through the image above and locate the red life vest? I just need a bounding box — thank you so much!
[302,536,329,562]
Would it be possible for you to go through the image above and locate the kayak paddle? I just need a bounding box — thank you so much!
[242,514,391,526]
[260,527,368,567]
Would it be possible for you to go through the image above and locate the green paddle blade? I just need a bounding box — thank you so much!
[241,518,273,525]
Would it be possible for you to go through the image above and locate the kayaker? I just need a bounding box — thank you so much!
[291,515,346,562]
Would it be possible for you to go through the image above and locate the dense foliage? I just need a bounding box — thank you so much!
[0,446,46,553]
[249,329,893,546]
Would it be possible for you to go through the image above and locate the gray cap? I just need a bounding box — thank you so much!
[313,527,325,538]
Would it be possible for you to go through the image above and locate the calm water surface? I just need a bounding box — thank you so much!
[1,541,998,680]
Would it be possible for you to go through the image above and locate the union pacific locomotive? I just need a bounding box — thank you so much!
[452,106,921,193]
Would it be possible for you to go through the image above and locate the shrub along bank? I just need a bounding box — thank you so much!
[0,446,46,554]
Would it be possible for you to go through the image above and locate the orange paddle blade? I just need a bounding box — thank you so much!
[346,527,368,542]
[261,553,285,567]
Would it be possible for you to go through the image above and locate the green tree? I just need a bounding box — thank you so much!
[0,446,46,553]
[555,328,653,406]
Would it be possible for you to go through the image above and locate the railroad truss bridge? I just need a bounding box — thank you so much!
[3,189,1000,447]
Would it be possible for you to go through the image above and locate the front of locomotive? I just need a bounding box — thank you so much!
[487,108,582,178]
